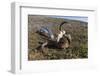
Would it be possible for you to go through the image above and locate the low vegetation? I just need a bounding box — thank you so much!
[28,15,88,60]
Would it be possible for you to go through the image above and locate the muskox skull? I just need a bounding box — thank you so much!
[37,21,71,49]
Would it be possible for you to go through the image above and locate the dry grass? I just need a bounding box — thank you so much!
[28,15,88,60]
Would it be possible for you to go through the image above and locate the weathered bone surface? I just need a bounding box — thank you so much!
[37,21,71,49]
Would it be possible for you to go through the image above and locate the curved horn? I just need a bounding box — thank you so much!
[59,21,68,31]
[67,34,71,45]
[64,34,71,45]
